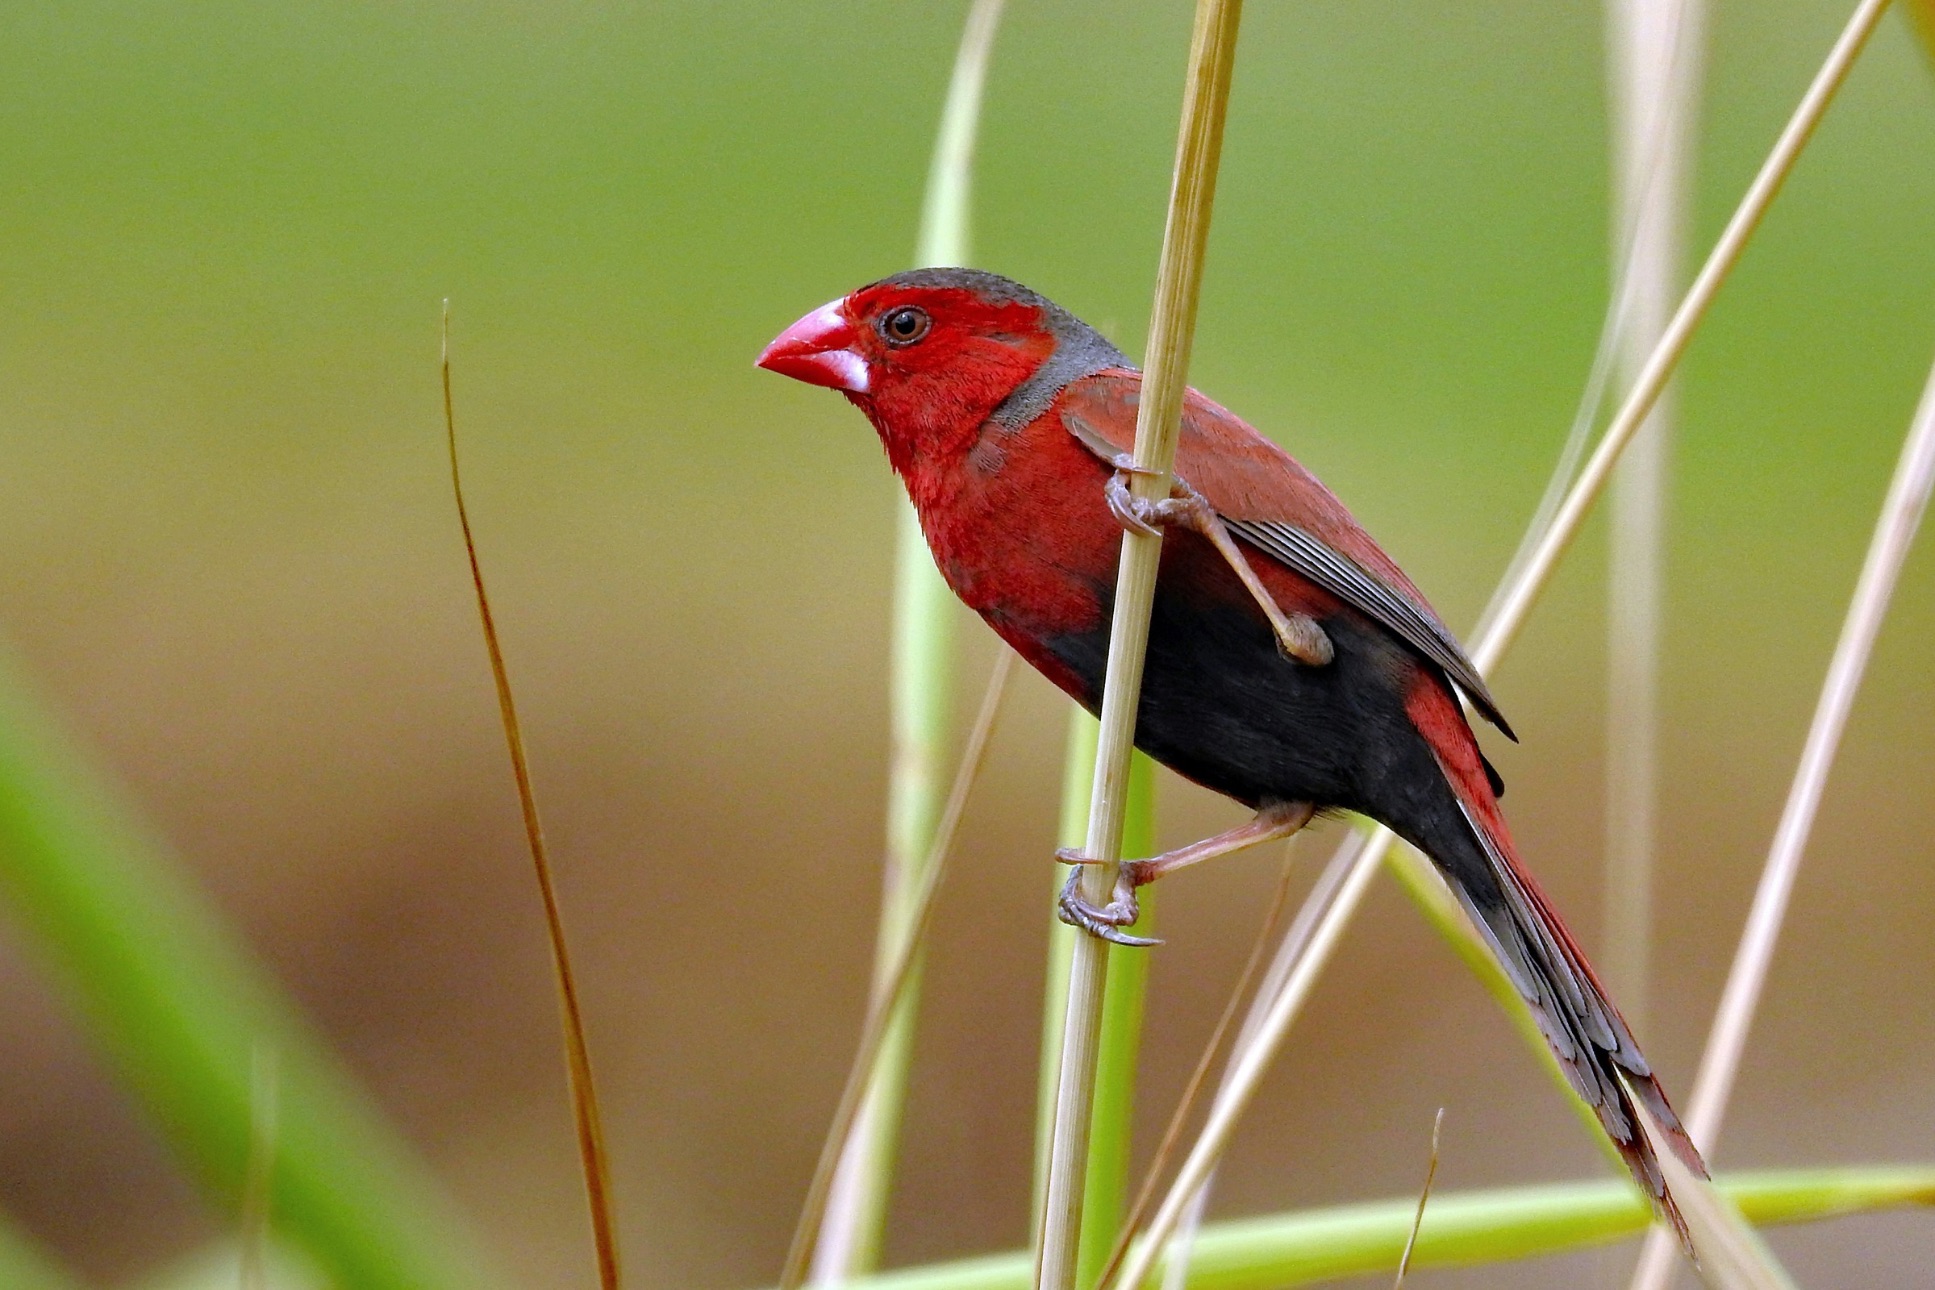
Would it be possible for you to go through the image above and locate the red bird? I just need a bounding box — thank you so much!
[758,268,1705,1228]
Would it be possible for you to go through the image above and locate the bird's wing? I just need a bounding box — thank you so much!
[1057,372,1513,739]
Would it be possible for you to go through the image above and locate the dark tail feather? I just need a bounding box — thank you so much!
[1445,797,1708,1246]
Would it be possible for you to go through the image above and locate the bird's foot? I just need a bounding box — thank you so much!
[1055,862,1161,948]
[1103,464,1209,539]
[1272,613,1335,667]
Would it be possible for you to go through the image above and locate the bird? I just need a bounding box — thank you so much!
[757,266,1706,1235]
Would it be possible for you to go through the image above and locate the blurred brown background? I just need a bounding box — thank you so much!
[0,1,1931,1286]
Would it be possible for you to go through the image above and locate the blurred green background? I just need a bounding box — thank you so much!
[0,1,1931,1286]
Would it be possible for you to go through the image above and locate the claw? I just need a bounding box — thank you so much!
[1055,867,1163,948]
[1055,846,1105,867]
[1104,472,1166,537]
[1093,922,1163,948]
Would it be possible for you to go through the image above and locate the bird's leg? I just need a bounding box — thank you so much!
[1056,800,1315,947]
[1102,459,1334,667]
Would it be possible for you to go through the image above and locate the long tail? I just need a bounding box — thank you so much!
[1396,673,1706,1235]
[1442,778,1708,1243]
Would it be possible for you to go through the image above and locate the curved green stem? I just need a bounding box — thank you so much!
[0,648,492,1290]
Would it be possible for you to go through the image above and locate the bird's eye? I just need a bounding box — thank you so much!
[880,306,931,347]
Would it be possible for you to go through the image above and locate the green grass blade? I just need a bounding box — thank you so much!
[127,1239,327,1290]
[812,3,1007,1278]
[819,1167,1935,1290]
[0,1211,89,1290]
[1079,750,1157,1289]
[0,647,493,1290]
[1032,709,1157,1285]
[1037,707,1153,1284]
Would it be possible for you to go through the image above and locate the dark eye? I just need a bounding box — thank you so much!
[880,306,931,346]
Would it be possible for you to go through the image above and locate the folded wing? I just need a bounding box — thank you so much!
[1058,373,1513,739]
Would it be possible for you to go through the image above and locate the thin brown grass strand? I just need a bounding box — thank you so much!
[1392,1108,1445,1289]
[1091,845,1301,1290]
[780,651,1014,1290]
[442,303,622,1290]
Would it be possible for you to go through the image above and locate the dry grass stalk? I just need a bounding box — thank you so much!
[1035,3,1244,1288]
[1101,831,1370,1290]
[1480,0,1891,667]
[1603,0,1704,1036]
[781,653,1014,1290]
[1105,1,1894,1283]
[1626,348,1935,1290]
[442,304,622,1290]
[1392,1108,1446,1290]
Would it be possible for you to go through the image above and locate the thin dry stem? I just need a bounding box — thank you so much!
[1037,5,1243,1288]
[443,304,622,1290]
[1478,0,1892,672]
[1627,348,1935,1290]
[1111,830,1383,1290]
[1475,0,1700,638]
[1392,1108,1446,1289]
[1106,3,1891,1281]
[1603,0,1704,1035]
[781,653,1014,1290]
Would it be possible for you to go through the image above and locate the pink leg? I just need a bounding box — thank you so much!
[1056,801,1315,947]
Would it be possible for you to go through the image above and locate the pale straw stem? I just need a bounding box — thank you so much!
[1627,347,1935,1290]
[1037,3,1243,1288]
[1603,0,1703,1040]
[1479,0,1892,672]
[1126,831,1369,1290]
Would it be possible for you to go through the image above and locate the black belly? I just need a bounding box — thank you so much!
[1039,569,1451,837]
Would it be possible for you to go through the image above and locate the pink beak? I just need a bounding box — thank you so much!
[756,299,871,394]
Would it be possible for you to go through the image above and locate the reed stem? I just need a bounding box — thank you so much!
[1479,0,1892,668]
[1602,0,1703,1041]
[1036,4,1243,1288]
[1626,340,1935,1290]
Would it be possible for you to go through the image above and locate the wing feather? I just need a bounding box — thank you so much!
[1226,517,1512,737]
[1057,378,1514,739]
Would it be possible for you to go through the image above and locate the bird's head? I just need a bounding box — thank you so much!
[757,268,1129,473]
